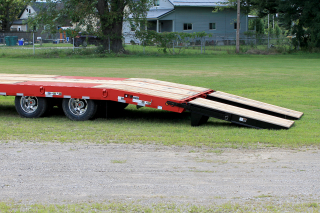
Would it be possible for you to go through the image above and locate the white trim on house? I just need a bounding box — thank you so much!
[20,5,37,19]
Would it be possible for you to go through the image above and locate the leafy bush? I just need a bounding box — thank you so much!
[135,31,212,54]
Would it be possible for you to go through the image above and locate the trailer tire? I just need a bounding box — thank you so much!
[15,96,48,118]
[62,98,97,121]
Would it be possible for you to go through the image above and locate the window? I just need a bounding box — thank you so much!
[154,0,160,6]
[29,8,31,13]
[183,23,192,31]
[130,24,136,31]
[209,23,216,30]
[234,22,240,29]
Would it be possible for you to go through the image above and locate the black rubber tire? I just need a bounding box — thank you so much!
[62,98,97,121]
[15,96,48,118]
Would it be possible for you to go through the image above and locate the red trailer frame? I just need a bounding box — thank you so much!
[0,74,303,129]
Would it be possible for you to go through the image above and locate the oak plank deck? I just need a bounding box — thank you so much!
[0,80,25,84]
[190,98,294,128]
[95,84,189,100]
[0,74,203,100]
[0,74,59,78]
[128,78,209,92]
[209,91,303,119]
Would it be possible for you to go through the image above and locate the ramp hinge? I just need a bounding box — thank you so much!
[166,101,189,110]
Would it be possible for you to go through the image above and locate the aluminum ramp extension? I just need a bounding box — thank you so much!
[168,98,295,129]
[207,91,303,120]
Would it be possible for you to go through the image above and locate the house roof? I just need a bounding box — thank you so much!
[17,2,47,19]
[12,19,26,25]
[129,9,174,19]
[168,0,227,7]
[30,2,46,14]
[146,9,174,19]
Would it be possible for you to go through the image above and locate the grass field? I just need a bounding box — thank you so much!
[0,201,319,212]
[0,54,319,148]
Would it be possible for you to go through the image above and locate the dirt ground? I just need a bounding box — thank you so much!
[0,142,319,205]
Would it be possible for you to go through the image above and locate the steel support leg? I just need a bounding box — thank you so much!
[191,112,209,126]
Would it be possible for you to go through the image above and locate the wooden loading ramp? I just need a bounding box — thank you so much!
[186,98,295,129]
[207,91,303,120]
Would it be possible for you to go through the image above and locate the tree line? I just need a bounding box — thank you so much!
[1,0,319,52]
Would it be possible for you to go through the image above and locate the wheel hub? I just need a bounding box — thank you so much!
[68,99,88,116]
[20,96,38,113]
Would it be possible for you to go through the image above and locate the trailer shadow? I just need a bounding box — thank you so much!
[0,105,18,117]
[102,107,242,129]
[0,105,245,129]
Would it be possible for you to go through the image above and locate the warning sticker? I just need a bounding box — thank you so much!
[132,96,139,103]
[239,117,247,122]
[118,96,126,103]
[137,100,145,107]
[45,92,62,97]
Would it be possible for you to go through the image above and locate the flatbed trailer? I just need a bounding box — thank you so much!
[0,74,303,129]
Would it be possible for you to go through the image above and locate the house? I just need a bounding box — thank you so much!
[123,0,249,44]
[10,2,44,32]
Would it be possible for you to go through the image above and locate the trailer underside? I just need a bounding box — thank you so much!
[0,74,303,129]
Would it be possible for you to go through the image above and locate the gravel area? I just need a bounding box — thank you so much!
[0,142,319,205]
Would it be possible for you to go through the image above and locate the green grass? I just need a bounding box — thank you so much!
[0,54,319,148]
[0,201,319,212]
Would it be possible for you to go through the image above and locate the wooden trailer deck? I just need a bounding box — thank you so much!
[0,74,211,101]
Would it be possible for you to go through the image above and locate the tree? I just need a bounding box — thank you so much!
[28,0,152,53]
[0,0,29,31]
[227,0,320,49]
[278,0,320,49]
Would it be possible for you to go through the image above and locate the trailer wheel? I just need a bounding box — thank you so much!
[62,98,97,121]
[15,96,48,118]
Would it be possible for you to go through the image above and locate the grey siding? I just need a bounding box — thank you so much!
[160,7,247,37]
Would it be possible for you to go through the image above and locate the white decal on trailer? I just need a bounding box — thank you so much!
[45,92,62,97]
[132,96,139,102]
[118,96,126,103]
[239,117,247,122]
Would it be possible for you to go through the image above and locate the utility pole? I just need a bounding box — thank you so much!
[268,13,270,49]
[33,32,35,55]
[236,0,240,53]
[273,15,275,29]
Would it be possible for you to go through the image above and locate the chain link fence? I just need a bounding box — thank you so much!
[0,31,293,56]
[124,32,293,54]
[0,31,72,45]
